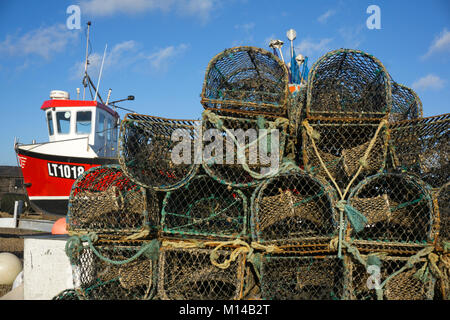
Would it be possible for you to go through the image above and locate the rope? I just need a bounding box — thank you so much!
[209,239,252,269]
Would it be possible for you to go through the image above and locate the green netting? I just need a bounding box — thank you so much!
[161,175,248,240]
[348,173,434,243]
[436,182,449,246]
[201,109,290,188]
[260,255,345,300]
[201,46,289,116]
[251,169,338,247]
[67,164,159,238]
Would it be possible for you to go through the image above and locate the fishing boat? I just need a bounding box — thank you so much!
[14,22,134,216]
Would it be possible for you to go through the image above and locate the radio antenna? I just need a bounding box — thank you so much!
[82,21,91,100]
[94,43,107,102]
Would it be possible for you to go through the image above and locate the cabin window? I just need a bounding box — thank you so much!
[76,111,92,134]
[98,113,105,138]
[56,111,71,134]
[47,112,54,136]
[107,119,112,141]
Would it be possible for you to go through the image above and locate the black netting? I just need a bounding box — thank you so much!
[201,46,289,116]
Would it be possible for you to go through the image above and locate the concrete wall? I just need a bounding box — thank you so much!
[23,237,74,300]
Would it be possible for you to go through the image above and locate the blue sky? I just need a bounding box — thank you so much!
[0,0,449,165]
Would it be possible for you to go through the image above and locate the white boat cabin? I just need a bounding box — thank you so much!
[41,90,119,158]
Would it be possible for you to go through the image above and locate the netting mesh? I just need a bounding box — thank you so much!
[251,170,338,246]
[437,182,449,245]
[201,46,289,116]
[302,119,389,189]
[157,244,246,300]
[306,49,391,119]
[390,81,423,122]
[119,113,200,191]
[348,173,434,243]
[347,254,435,300]
[161,175,247,240]
[202,109,289,187]
[67,165,159,237]
[260,255,345,300]
[388,113,450,188]
[69,241,158,300]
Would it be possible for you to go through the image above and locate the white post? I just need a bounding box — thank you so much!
[13,200,23,228]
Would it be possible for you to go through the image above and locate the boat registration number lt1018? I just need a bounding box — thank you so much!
[47,162,85,180]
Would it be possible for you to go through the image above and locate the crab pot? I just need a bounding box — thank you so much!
[67,165,159,237]
[157,244,246,300]
[346,254,435,300]
[201,110,289,188]
[260,255,345,300]
[251,170,338,247]
[348,173,434,243]
[119,113,200,191]
[201,46,290,117]
[306,49,391,119]
[69,241,159,300]
[161,175,248,240]
[389,82,423,122]
[437,182,449,246]
[302,118,389,188]
[388,113,449,189]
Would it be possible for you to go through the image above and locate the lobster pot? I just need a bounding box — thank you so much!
[306,49,391,119]
[389,82,422,122]
[389,113,449,188]
[157,244,246,300]
[347,254,435,300]
[348,173,434,243]
[119,113,200,191]
[437,182,450,245]
[67,165,159,237]
[251,170,338,247]
[201,46,289,116]
[161,175,248,240]
[70,241,159,300]
[302,119,389,188]
[202,110,289,188]
[260,255,345,300]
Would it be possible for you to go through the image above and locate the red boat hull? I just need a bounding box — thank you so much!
[16,148,117,216]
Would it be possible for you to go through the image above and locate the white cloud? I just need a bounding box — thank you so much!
[70,41,189,79]
[422,28,450,59]
[412,74,445,91]
[79,0,216,22]
[0,24,78,60]
[145,43,189,71]
[317,9,335,23]
[295,38,333,57]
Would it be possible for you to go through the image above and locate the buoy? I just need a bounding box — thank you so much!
[0,252,23,285]
[52,218,68,235]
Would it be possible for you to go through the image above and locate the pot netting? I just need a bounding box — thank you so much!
[251,170,338,246]
[161,175,248,240]
[157,244,246,300]
[390,82,423,122]
[202,110,289,188]
[67,165,158,237]
[260,255,345,300]
[69,241,159,300]
[388,113,449,188]
[302,119,388,189]
[348,173,434,243]
[119,113,200,191]
[201,46,289,116]
[306,49,391,119]
[437,182,449,246]
[347,254,435,300]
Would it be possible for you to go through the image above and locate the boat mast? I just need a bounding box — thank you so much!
[82,21,91,100]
